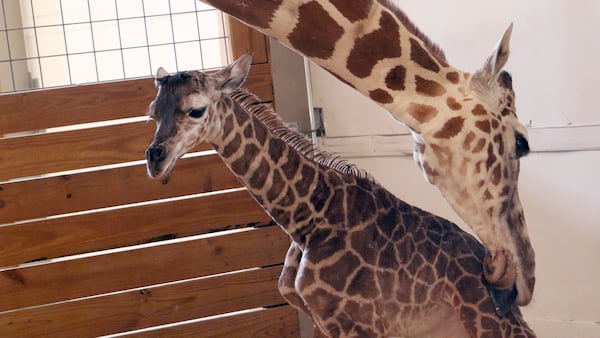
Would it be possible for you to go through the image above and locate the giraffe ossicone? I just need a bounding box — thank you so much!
[199,0,535,307]
[145,53,535,337]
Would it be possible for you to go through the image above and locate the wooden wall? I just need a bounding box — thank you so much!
[0,20,299,337]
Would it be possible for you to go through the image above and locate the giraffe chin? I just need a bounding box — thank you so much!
[146,160,176,185]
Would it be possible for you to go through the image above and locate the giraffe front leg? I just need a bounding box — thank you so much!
[279,242,312,315]
[279,243,331,337]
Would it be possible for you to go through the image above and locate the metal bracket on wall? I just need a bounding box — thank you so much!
[312,107,326,137]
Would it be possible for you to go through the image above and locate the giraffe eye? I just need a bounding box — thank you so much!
[515,132,529,158]
[188,107,206,118]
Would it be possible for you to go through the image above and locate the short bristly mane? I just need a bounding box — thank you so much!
[230,89,376,183]
[378,0,448,66]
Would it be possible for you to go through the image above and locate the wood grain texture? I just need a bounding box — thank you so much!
[127,305,300,338]
[0,121,197,182]
[0,190,271,267]
[227,16,270,63]
[0,154,243,224]
[0,266,287,337]
[0,225,290,312]
[0,63,273,137]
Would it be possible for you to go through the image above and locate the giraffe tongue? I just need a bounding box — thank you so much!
[488,284,518,317]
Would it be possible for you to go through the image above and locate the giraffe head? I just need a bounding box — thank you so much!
[412,25,534,307]
[145,53,253,181]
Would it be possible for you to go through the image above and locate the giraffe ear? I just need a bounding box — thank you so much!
[473,23,513,84]
[214,52,254,93]
[155,67,169,86]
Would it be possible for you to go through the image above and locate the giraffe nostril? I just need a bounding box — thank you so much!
[147,146,166,163]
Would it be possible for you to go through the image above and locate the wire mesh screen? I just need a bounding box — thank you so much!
[0,0,231,93]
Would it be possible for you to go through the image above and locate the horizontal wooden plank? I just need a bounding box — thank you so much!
[0,63,273,136]
[0,266,286,338]
[127,306,300,338]
[0,225,290,312]
[0,120,215,182]
[0,154,242,224]
[0,190,271,267]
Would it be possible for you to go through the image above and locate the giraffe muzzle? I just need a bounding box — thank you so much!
[145,145,170,181]
[483,249,518,316]
[146,145,167,164]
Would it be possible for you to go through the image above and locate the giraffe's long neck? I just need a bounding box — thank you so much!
[203,0,468,132]
[208,90,356,246]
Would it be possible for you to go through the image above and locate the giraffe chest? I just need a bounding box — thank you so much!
[286,227,464,337]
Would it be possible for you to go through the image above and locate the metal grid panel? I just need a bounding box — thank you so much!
[0,0,231,93]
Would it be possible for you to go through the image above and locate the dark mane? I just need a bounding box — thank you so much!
[377,0,449,67]
[230,89,376,183]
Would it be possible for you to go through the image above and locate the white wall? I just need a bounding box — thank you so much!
[302,0,600,336]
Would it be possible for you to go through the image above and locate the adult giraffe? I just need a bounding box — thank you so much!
[198,0,535,307]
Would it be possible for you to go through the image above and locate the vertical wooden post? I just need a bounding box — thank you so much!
[226,16,270,64]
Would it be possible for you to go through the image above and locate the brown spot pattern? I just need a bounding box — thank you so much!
[233,104,249,125]
[231,143,259,175]
[446,71,460,84]
[447,97,462,110]
[495,134,504,156]
[472,138,486,154]
[385,65,407,91]
[346,186,376,226]
[348,267,378,298]
[222,115,234,138]
[407,103,438,123]
[325,189,345,225]
[330,0,373,22]
[347,12,401,78]
[243,123,253,138]
[293,202,312,223]
[463,131,475,151]
[270,207,291,226]
[433,117,465,139]
[295,165,316,197]
[369,89,393,104]
[491,164,502,185]
[310,172,329,212]
[321,252,360,291]
[279,187,296,207]
[222,133,242,158]
[476,120,491,133]
[248,157,270,189]
[472,104,487,116]
[267,169,285,201]
[253,119,267,145]
[410,38,440,73]
[268,138,285,164]
[415,75,446,97]
[281,148,300,179]
[288,1,344,59]
[486,143,497,170]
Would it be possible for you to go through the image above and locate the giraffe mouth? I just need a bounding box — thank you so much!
[483,249,516,290]
[146,145,177,183]
[483,249,518,316]
[147,161,175,184]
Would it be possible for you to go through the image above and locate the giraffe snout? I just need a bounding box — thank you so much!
[146,145,167,164]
